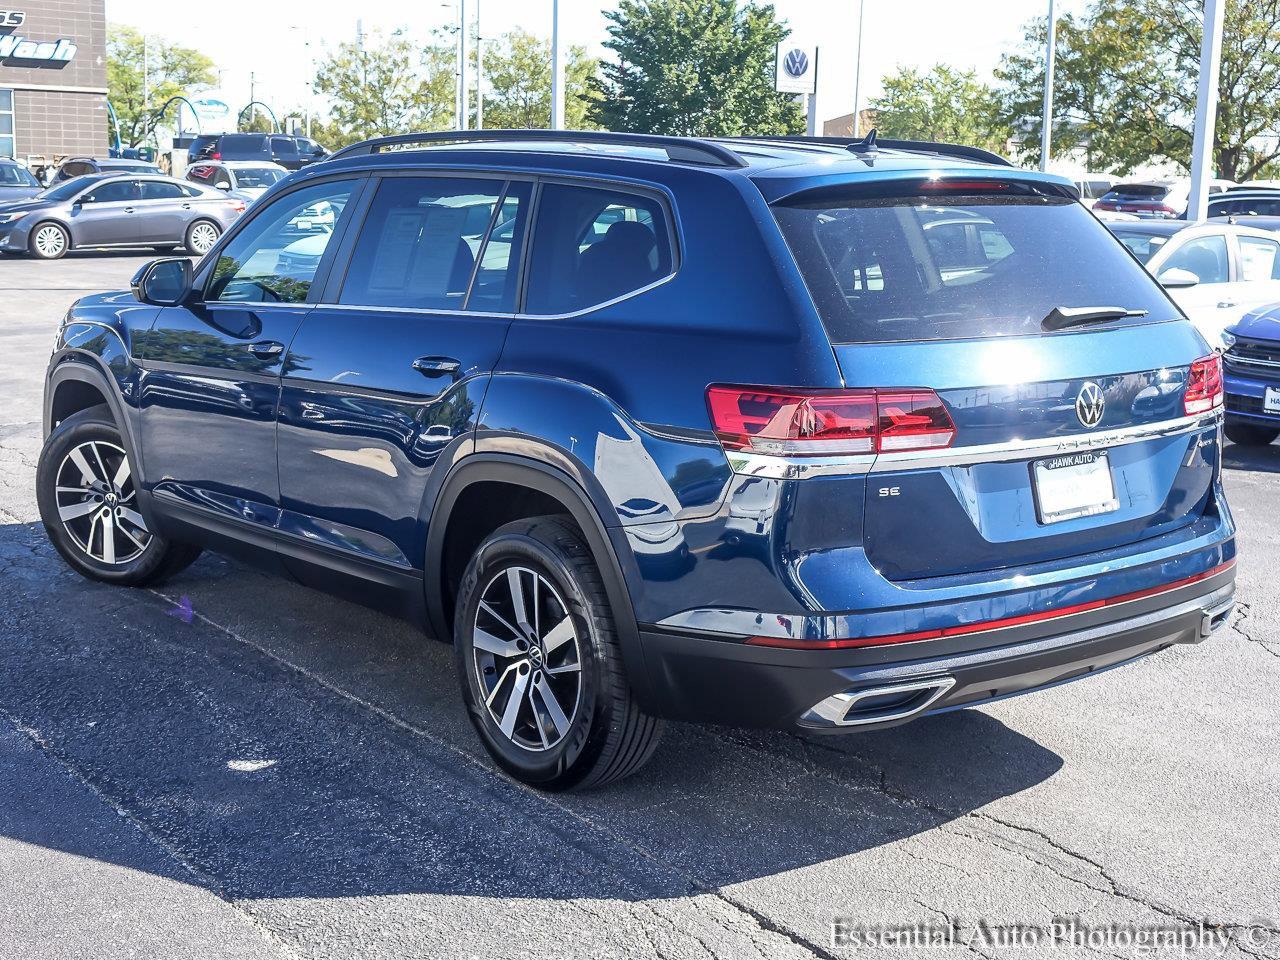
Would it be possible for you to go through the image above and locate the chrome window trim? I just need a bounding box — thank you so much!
[725,410,1222,479]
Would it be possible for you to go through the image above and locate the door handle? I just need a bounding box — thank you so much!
[181,203,192,209]
[123,207,135,214]
[247,340,284,357]
[1217,301,1237,309]
[412,356,461,377]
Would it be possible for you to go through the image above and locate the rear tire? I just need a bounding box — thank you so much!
[1225,421,1279,447]
[29,221,69,260]
[184,219,221,256]
[37,407,202,586]
[454,515,663,791]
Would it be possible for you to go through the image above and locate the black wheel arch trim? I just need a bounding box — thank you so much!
[424,453,660,712]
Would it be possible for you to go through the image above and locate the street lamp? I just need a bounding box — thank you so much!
[1039,0,1056,172]
[551,0,564,129]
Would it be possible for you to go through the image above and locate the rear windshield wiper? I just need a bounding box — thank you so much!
[1041,306,1149,332]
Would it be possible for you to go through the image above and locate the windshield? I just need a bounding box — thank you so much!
[37,175,104,202]
[0,164,38,187]
[773,186,1174,343]
[1110,230,1173,265]
[232,167,285,189]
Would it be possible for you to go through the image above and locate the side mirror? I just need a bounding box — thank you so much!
[216,183,231,191]
[1158,267,1200,289]
[131,257,192,306]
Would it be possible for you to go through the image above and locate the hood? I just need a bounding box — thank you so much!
[0,186,40,200]
[1228,303,1280,341]
[0,198,50,215]
[228,187,266,203]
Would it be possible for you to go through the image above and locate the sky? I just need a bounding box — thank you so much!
[104,0,1094,127]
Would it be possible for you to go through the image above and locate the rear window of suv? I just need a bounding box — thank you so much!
[772,183,1174,343]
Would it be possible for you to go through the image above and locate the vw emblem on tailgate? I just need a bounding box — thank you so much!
[1075,382,1106,428]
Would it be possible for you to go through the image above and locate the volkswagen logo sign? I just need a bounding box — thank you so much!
[1075,382,1106,428]
[783,48,809,78]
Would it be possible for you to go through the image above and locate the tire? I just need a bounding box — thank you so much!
[454,515,663,791]
[36,406,202,586]
[184,219,221,256]
[1225,421,1280,447]
[29,221,70,260]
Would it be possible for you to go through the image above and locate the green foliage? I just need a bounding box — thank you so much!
[995,0,1280,179]
[107,26,217,149]
[590,0,804,136]
[238,110,275,134]
[869,65,1011,154]
[312,30,456,147]
[480,28,600,130]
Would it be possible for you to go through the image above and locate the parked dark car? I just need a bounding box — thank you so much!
[1094,178,1233,219]
[1222,309,1280,446]
[0,158,42,202]
[1207,189,1280,233]
[0,173,243,259]
[51,157,163,185]
[187,134,328,171]
[37,130,1235,791]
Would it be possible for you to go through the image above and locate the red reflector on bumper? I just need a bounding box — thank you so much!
[747,560,1236,650]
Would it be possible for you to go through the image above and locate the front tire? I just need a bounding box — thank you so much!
[1225,421,1280,447]
[454,516,663,791]
[185,219,221,256]
[37,407,202,586]
[29,221,69,259]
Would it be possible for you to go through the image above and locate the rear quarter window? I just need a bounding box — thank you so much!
[772,184,1175,343]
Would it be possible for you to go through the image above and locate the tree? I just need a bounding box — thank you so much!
[869,65,1011,154]
[995,0,1280,180]
[480,29,600,129]
[107,26,216,149]
[590,0,804,136]
[312,30,455,147]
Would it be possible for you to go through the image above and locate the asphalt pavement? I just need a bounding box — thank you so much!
[0,250,1277,960]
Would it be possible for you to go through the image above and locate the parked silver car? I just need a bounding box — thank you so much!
[0,173,244,260]
[0,159,42,203]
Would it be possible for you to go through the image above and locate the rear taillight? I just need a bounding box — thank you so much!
[212,152,221,160]
[706,386,955,457]
[1184,355,1223,415]
[226,200,246,213]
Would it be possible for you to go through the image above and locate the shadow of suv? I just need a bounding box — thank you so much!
[38,129,1236,791]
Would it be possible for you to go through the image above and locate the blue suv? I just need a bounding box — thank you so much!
[1222,308,1280,446]
[37,130,1236,790]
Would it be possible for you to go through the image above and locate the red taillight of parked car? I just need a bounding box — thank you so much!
[1184,354,1224,415]
[706,386,955,457]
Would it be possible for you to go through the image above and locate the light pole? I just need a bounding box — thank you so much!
[551,0,565,130]
[1187,0,1225,222]
[1039,0,1056,172]
[851,0,865,137]
[475,0,484,130]
[459,0,470,130]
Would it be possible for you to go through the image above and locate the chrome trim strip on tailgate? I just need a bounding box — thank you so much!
[726,411,1221,479]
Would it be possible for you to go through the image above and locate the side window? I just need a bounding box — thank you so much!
[339,177,528,312]
[525,183,674,315]
[82,180,139,203]
[1160,235,1229,284]
[62,161,93,178]
[214,170,233,189]
[1239,236,1280,281]
[206,180,356,304]
[139,181,186,201]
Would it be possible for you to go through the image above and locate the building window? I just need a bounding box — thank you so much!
[0,90,13,159]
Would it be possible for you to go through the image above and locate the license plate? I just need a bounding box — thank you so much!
[1032,451,1119,524]
[1265,387,1280,413]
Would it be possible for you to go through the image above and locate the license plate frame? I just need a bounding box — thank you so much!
[1031,451,1120,525]
[1264,386,1280,413]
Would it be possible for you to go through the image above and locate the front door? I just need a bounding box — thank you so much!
[70,179,140,246]
[135,177,363,527]
[276,175,531,570]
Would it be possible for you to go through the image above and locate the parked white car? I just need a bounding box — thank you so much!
[1095,178,1235,219]
[185,160,289,204]
[1107,221,1280,348]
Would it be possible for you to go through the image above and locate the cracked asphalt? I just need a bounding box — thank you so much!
[0,252,1277,960]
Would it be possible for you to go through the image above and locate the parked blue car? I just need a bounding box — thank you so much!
[1223,305,1280,445]
[37,130,1236,790]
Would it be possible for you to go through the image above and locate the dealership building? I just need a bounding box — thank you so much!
[0,0,107,162]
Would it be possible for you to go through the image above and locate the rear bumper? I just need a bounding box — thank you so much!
[636,567,1235,731]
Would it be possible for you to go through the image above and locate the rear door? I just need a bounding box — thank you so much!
[772,179,1220,581]
[270,136,301,170]
[275,174,530,569]
[135,179,192,243]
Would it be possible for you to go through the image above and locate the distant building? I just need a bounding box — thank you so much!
[823,109,877,139]
[0,0,107,162]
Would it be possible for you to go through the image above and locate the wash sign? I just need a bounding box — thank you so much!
[775,41,818,95]
[0,33,76,64]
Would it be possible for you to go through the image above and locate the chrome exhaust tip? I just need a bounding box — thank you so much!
[801,676,957,729]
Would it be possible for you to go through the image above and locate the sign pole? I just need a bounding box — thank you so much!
[1187,0,1224,222]
[551,0,565,130]
[1039,0,1056,172]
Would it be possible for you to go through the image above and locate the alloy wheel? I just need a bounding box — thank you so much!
[472,565,583,752]
[54,440,150,565]
[33,225,66,258]
[189,222,219,254]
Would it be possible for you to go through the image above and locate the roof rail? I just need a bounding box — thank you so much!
[729,131,1015,168]
[327,129,749,169]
